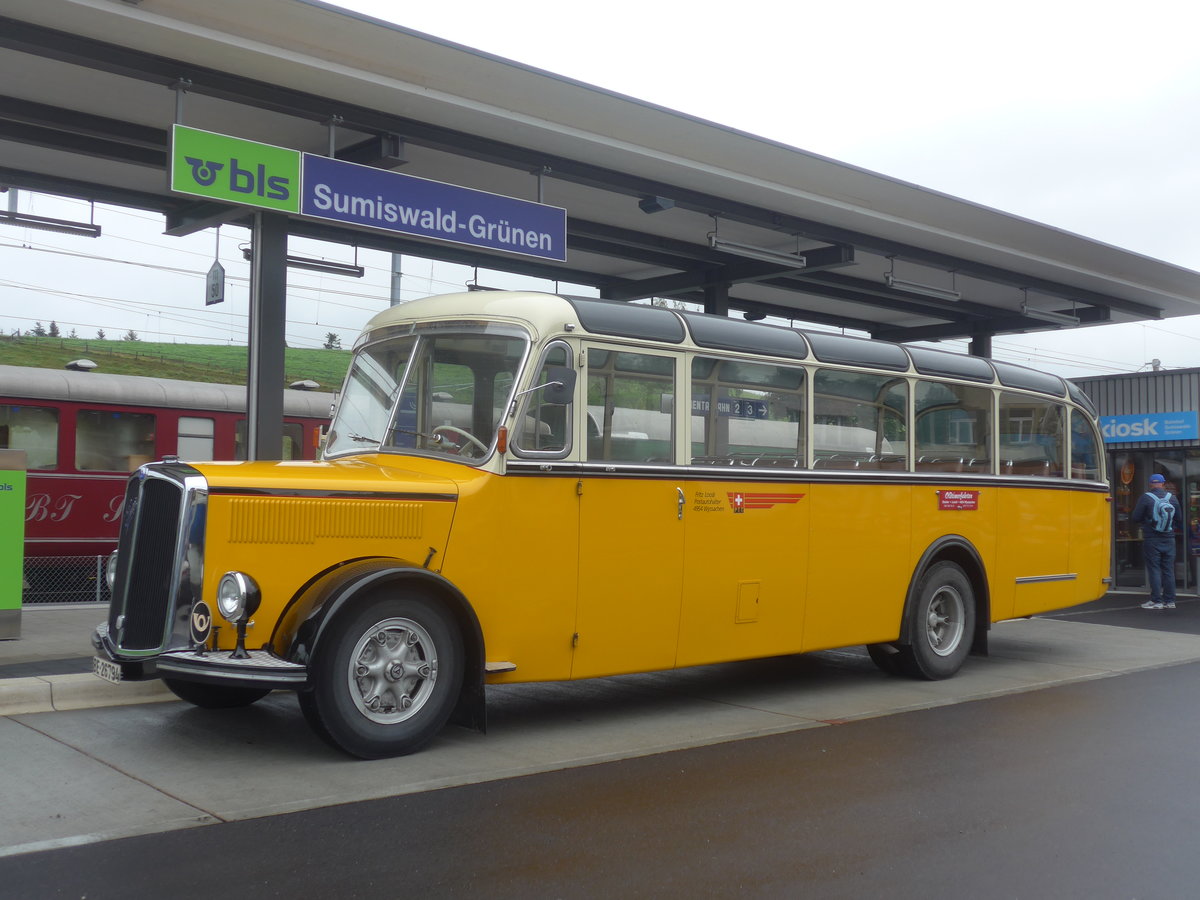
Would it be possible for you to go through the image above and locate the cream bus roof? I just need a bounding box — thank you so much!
[360,292,1081,407]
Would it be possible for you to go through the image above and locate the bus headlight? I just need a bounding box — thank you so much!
[105,551,119,592]
[216,572,262,624]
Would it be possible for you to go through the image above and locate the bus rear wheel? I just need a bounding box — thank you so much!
[892,561,976,680]
[299,592,463,759]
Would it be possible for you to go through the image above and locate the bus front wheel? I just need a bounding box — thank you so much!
[299,592,464,759]
[893,561,976,680]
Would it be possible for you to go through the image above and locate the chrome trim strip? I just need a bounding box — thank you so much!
[1015,573,1078,584]
[208,487,455,501]
[504,460,1111,491]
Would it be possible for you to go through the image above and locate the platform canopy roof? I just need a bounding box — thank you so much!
[2,0,1199,344]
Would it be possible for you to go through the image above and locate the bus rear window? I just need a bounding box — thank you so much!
[1,404,59,470]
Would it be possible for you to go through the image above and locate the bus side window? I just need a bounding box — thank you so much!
[0,404,59,470]
[1070,409,1100,479]
[812,370,907,469]
[76,409,155,471]
[512,342,573,456]
[587,348,675,463]
[999,393,1065,477]
[690,357,804,466]
[915,382,992,473]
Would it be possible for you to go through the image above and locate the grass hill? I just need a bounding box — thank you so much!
[0,334,351,389]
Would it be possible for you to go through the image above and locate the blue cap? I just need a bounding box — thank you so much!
[1150,474,1165,483]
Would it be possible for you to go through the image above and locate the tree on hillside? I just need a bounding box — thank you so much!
[323,332,342,350]
[122,329,140,342]
[68,328,78,339]
[32,322,47,336]
[96,328,106,340]
[48,321,60,337]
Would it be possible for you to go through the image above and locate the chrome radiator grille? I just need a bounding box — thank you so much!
[107,465,206,655]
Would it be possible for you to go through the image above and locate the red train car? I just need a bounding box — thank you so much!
[0,364,334,603]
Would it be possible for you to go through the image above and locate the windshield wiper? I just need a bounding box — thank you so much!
[348,432,379,443]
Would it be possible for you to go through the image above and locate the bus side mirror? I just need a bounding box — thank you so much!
[541,367,576,405]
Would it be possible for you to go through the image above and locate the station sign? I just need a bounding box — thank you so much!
[170,126,567,262]
[692,397,769,419]
[1099,411,1199,444]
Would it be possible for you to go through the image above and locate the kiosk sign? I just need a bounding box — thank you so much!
[1100,411,1199,443]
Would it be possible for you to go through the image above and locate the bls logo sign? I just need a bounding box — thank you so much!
[171,125,301,213]
[183,156,291,201]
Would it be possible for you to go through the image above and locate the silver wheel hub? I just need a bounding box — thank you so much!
[347,616,438,724]
[926,585,965,657]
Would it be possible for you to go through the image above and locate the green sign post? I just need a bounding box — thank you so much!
[0,449,26,640]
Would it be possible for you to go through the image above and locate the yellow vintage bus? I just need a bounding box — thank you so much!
[93,291,1110,758]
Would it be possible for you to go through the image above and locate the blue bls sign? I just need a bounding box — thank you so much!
[301,154,567,261]
[1100,411,1200,443]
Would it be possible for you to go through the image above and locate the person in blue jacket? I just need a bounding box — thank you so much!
[1132,473,1184,609]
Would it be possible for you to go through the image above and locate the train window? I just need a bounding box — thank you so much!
[177,416,215,461]
[234,421,304,460]
[0,405,59,470]
[76,410,156,472]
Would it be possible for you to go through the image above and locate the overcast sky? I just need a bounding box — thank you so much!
[3,0,1199,378]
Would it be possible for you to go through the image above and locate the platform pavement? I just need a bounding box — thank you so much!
[4,596,1200,718]
[0,604,172,715]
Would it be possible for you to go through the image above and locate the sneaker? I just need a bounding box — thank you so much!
[1141,600,1165,609]
[1164,602,1177,609]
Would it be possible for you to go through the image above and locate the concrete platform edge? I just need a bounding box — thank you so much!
[0,674,173,716]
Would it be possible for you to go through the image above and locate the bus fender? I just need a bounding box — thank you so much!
[281,559,486,733]
[899,535,991,657]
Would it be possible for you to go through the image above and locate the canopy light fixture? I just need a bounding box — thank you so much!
[888,271,960,303]
[708,235,807,269]
[1020,301,1079,326]
[241,246,365,278]
[0,210,101,238]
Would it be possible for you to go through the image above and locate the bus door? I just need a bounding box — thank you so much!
[572,345,684,679]
[676,357,810,666]
[998,393,1072,617]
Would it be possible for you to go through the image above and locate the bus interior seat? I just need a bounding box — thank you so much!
[916,456,965,473]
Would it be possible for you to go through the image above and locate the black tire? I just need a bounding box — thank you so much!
[162,677,271,709]
[866,642,906,676]
[894,561,976,680]
[299,591,463,759]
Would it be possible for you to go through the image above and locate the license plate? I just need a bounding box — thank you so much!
[92,656,122,684]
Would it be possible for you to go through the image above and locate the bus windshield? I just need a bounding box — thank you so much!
[325,326,529,460]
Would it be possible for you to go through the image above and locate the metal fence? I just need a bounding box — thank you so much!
[22,555,111,605]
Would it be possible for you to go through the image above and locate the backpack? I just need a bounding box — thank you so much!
[1147,491,1176,532]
